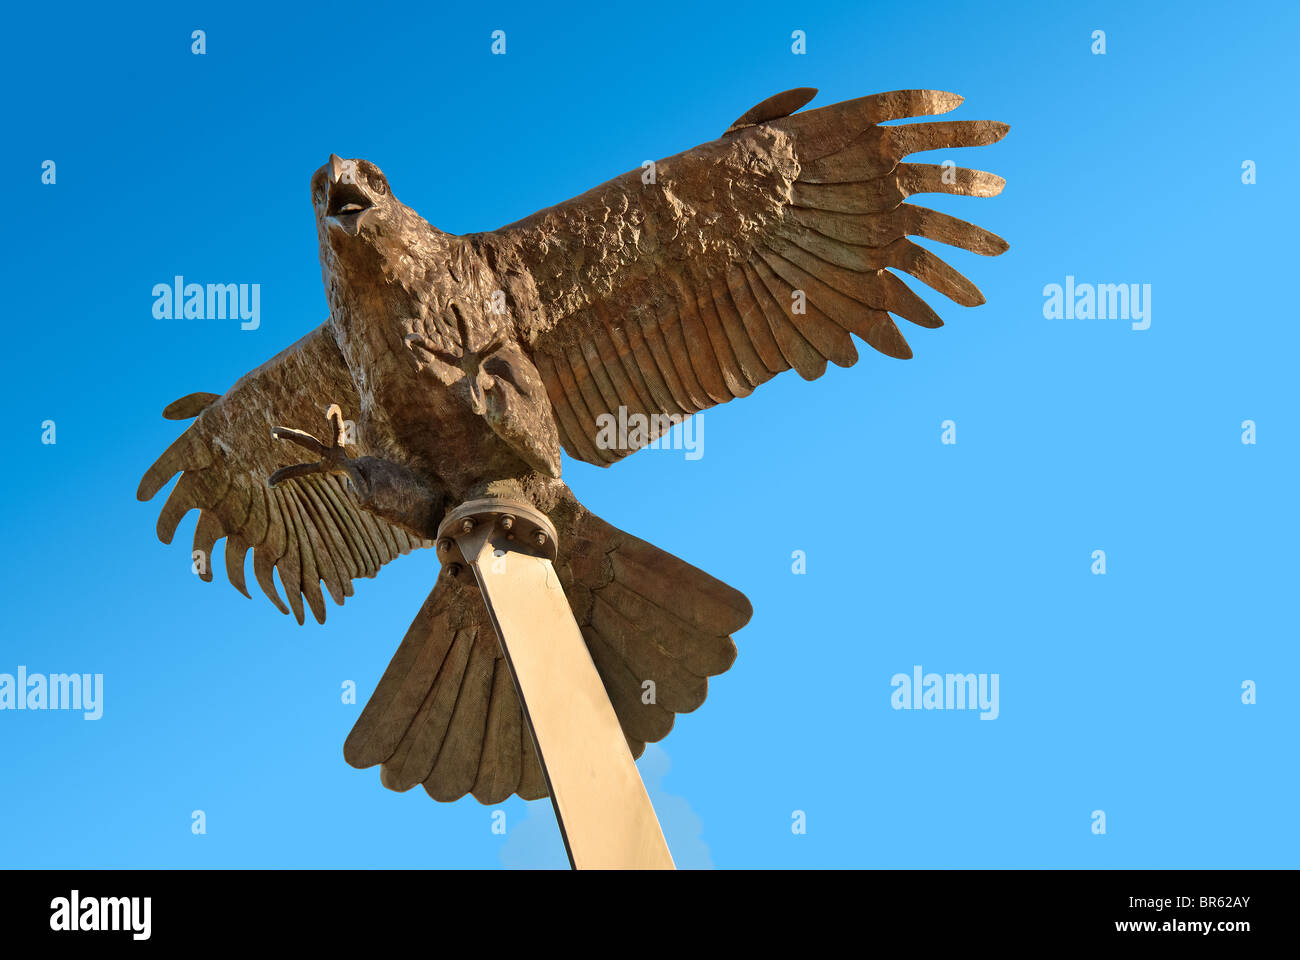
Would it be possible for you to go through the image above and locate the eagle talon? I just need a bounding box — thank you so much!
[268,404,356,489]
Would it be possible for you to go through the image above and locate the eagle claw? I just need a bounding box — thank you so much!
[268,404,365,492]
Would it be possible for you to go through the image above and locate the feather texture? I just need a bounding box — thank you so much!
[137,323,430,624]
[478,88,1009,466]
[344,489,749,803]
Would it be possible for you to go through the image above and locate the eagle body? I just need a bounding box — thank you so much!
[314,176,551,497]
[139,88,1009,804]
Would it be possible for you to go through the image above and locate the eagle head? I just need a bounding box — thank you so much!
[310,154,399,246]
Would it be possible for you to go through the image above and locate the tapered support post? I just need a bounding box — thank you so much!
[437,498,675,870]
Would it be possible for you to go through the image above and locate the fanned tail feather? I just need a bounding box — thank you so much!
[344,489,750,803]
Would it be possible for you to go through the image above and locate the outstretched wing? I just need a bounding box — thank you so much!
[476,88,1009,466]
[137,322,429,624]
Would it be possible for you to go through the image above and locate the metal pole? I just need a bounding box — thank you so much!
[438,498,675,870]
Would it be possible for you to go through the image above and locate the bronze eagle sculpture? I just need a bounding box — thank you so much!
[138,87,1009,805]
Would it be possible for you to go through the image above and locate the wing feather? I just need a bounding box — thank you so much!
[138,322,429,623]
[476,88,1008,465]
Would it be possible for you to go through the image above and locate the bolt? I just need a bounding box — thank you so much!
[499,515,514,531]
[460,518,475,534]
[533,530,547,547]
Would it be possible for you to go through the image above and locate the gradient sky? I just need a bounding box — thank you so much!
[2,0,1295,868]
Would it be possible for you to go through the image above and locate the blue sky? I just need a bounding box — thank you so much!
[2,0,1295,868]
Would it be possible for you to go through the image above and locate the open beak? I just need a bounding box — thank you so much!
[324,154,374,236]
